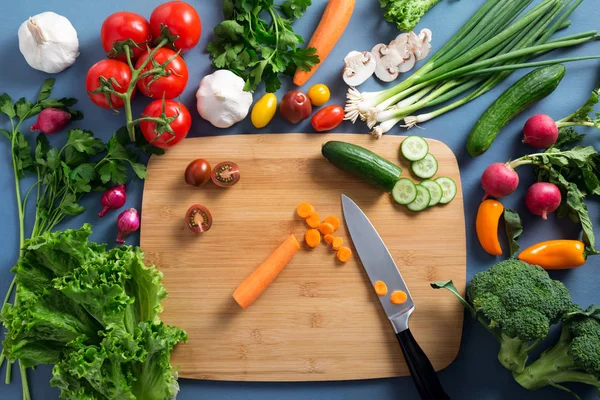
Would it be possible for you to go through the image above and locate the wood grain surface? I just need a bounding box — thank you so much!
[140,134,466,382]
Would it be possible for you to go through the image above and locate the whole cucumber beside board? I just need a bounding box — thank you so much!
[466,64,566,156]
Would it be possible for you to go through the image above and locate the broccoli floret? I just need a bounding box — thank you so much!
[380,0,441,32]
[432,259,572,373]
[513,305,600,399]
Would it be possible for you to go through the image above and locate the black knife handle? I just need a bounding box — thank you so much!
[396,329,450,400]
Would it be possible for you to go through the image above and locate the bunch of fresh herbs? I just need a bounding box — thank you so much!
[207,0,320,92]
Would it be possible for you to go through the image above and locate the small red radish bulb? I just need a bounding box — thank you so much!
[481,162,520,200]
[525,182,562,220]
[30,108,72,134]
[523,114,558,149]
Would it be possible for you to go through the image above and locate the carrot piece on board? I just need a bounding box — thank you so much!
[318,222,335,235]
[390,290,408,305]
[296,202,315,218]
[323,216,340,231]
[305,229,322,248]
[293,0,356,87]
[233,235,300,309]
[305,212,321,228]
[336,247,352,262]
[332,237,344,250]
[374,281,388,296]
[324,234,335,244]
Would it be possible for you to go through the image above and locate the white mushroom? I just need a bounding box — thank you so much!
[407,28,433,61]
[398,52,416,73]
[342,51,376,87]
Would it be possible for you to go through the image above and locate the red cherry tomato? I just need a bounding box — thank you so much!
[101,12,151,61]
[185,159,212,187]
[140,100,191,149]
[311,105,345,132]
[85,59,133,110]
[150,1,201,52]
[135,48,189,99]
[185,204,212,234]
[211,162,240,188]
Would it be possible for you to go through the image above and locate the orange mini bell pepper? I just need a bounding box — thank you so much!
[518,240,587,270]
[476,199,504,256]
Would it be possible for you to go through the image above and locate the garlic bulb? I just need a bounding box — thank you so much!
[196,70,253,128]
[18,12,79,74]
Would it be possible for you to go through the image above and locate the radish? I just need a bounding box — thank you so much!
[522,114,559,149]
[525,182,562,220]
[481,162,520,200]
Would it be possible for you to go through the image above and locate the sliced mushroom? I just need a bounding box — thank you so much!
[372,43,402,82]
[397,52,416,73]
[342,51,376,87]
[407,28,433,61]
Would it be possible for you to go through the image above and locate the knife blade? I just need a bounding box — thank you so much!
[341,194,450,400]
[341,194,414,333]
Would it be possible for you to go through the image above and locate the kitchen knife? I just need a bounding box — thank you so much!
[341,194,450,400]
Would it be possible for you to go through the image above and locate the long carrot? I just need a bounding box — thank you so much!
[233,235,300,309]
[293,0,356,87]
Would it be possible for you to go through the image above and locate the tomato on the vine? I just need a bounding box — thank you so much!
[150,1,201,52]
[140,100,191,149]
[135,48,188,99]
[101,12,151,61]
[86,59,133,109]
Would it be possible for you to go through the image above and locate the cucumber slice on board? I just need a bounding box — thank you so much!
[411,153,438,179]
[400,136,429,161]
[392,178,418,205]
[420,180,443,206]
[406,184,431,212]
[435,177,458,204]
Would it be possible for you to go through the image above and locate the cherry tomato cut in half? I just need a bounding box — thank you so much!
[211,162,240,188]
[135,48,188,99]
[101,11,151,61]
[86,59,133,110]
[150,1,202,52]
[186,204,212,234]
[311,105,344,132]
[140,100,191,149]
[185,159,211,187]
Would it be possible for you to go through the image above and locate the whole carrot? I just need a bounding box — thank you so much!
[293,0,356,87]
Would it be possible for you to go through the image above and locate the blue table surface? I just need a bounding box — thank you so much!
[1,0,599,399]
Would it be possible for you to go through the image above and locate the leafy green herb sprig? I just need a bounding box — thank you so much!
[207,0,320,92]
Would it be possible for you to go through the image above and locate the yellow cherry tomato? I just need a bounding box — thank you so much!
[251,93,277,128]
[307,84,330,106]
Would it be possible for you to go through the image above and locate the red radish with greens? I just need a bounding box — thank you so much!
[523,114,559,148]
[116,208,140,244]
[98,184,127,217]
[30,108,71,134]
[525,182,562,220]
[481,163,520,200]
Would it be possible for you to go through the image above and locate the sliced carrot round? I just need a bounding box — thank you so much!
[323,216,340,231]
[305,212,321,228]
[318,222,335,235]
[297,203,315,218]
[332,237,344,250]
[305,229,321,248]
[336,247,352,262]
[374,281,388,296]
[324,234,335,244]
[390,290,408,305]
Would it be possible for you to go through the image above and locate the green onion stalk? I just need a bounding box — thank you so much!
[344,0,600,138]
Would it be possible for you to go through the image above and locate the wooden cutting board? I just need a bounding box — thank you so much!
[140,134,466,382]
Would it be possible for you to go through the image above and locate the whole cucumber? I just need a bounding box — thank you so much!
[322,141,402,192]
[467,64,566,156]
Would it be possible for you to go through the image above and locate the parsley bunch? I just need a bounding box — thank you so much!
[207,0,320,92]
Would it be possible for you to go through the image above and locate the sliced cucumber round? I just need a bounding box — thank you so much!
[401,136,429,161]
[411,153,438,179]
[420,180,443,207]
[406,184,431,212]
[435,177,458,204]
[392,178,417,205]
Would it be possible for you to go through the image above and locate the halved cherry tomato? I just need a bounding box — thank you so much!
[186,204,212,234]
[86,59,133,110]
[140,100,191,149]
[135,48,189,99]
[101,12,151,61]
[185,159,211,187]
[211,162,240,188]
[150,1,201,52]
[311,105,344,132]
